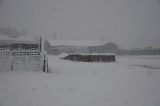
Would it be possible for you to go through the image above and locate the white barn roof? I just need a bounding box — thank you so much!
[48,39,105,47]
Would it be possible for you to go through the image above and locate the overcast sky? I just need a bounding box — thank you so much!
[0,0,160,49]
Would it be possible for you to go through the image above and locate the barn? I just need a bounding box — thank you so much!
[45,39,116,62]
[45,39,104,55]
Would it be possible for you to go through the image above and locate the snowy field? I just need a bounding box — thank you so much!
[0,55,160,106]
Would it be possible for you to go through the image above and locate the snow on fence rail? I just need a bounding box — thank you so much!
[0,48,43,72]
[11,48,41,56]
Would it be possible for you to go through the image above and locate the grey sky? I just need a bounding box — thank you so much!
[0,0,160,49]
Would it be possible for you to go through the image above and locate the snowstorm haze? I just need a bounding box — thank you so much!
[0,0,160,49]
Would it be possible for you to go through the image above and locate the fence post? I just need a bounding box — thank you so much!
[26,51,27,71]
[10,53,13,71]
[45,51,48,72]
[42,51,48,72]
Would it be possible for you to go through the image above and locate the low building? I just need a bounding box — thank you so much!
[0,36,40,51]
[46,39,104,55]
[88,42,120,54]
[62,53,116,62]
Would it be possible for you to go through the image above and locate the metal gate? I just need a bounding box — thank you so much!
[0,48,11,72]
[0,48,43,72]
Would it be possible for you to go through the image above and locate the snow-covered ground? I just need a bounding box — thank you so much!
[0,55,160,106]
